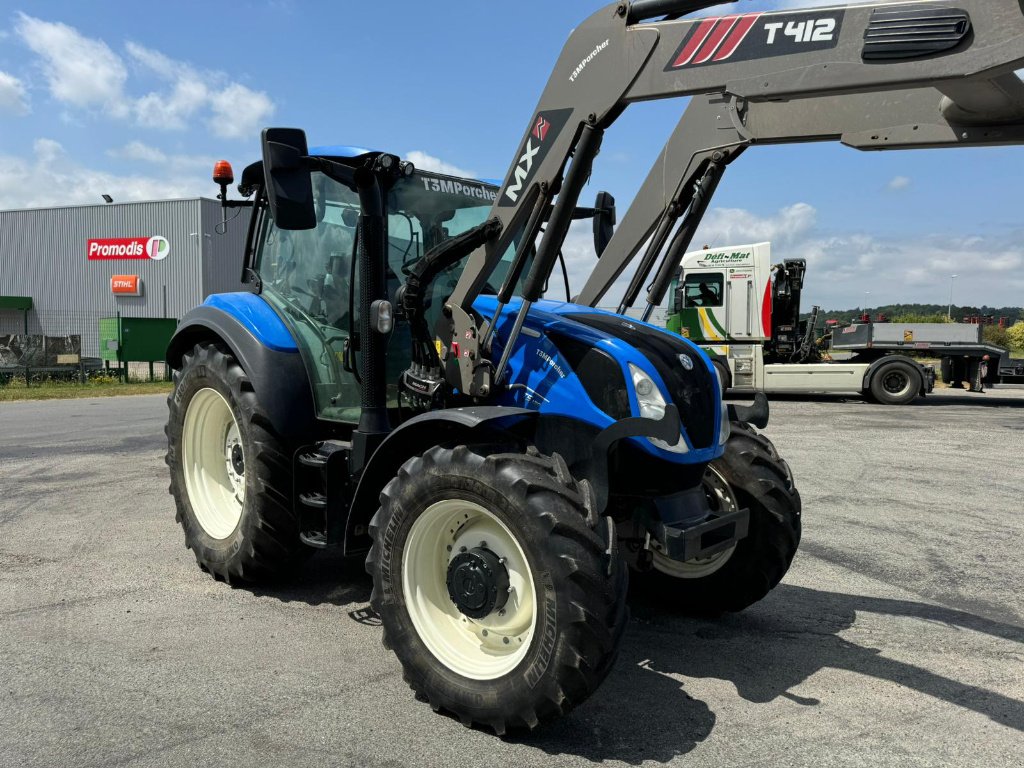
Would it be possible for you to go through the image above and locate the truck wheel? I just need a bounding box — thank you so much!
[636,422,801,615]
[367,445,628,734]
[869,360,921,405]
[166,342,307,583]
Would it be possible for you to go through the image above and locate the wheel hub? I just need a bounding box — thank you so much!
[230,443,245,476]
[446,547,510,619]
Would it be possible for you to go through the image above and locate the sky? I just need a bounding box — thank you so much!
[0,0,1021,311]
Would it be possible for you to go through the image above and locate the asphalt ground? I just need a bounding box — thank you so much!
[1,389,1022,767]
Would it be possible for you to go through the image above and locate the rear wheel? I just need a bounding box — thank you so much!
[868,359,921,405]
[632,422,801,614]
[367,445,628,734]
[166,342,308,583]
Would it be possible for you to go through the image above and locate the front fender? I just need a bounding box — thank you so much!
[343,407,538,554]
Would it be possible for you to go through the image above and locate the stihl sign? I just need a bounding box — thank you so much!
[88,236,170,261]
[110,275,142,296]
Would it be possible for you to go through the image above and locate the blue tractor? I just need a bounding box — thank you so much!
[165,133,798,733]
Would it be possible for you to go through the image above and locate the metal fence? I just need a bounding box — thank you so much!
[0,308,174,384]
[0,308,131,359]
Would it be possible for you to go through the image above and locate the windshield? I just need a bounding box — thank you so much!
[253,168,503,422]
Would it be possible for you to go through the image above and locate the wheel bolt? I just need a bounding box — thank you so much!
[482,629,488,636]
[503,637,510,645]
[459,546,467,553]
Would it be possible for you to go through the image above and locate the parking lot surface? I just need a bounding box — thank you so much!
[1,389,1022,767]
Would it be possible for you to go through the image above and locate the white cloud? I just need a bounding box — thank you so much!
[208,83,274,139]
[15,13,128,115]
[126,42,274,138]
[405,151,477,179]
[0,71,29,115]
[887,176,911,191]
[109,140,167,164]
[108,140,219,172]
[0,138,208,209]
[13,14,273,138]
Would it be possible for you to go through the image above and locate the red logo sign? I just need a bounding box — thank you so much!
[88,236,170,261]
[110,275,142,296]
[532,116,550,142]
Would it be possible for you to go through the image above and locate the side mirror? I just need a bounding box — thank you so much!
[261,127,316,230]
[592,191,616,258]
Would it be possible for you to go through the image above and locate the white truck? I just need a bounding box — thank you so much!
[665,242,1012,405]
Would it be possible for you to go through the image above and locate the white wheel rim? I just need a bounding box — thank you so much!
[652,466,738,579]
[402,499,537,680]
[182,387,245,540]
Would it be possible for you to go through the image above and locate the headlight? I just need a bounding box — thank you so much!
[629,363,687,454]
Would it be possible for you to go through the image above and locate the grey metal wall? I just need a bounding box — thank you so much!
[199,198,252,297]
[0,198,249,357]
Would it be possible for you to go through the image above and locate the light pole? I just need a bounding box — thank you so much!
[948,274,958,319]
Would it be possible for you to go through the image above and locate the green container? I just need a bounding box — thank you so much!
[99,317,178,363]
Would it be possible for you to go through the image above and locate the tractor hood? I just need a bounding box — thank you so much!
[473,297,724,461]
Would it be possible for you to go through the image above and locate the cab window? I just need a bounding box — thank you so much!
[683,273,724,308]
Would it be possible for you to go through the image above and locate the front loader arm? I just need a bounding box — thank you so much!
[581,79,1024,309]
[446,0,1024,395]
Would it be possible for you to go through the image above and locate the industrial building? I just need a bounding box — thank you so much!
[0,198,250,366]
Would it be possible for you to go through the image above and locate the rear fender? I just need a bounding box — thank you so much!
[166,299,318,443]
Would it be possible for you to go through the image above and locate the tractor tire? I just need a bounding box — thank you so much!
[367,444,628,734]
[634,421,801,615]
[166,341,307,584]
[868,359,921,405]
[711,359,732,393]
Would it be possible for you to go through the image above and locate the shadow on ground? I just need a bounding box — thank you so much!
[524,583,1023,763]
[245,558,1024,764]
[245,550,372,608]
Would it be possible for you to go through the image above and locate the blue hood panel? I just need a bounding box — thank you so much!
[472,297,723,465]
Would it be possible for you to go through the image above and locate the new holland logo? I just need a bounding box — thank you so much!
[678,354,695,371]
[500,109,573,207]
[666,10,843,70]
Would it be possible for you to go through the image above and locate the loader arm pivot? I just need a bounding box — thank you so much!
[445,0,1024,394]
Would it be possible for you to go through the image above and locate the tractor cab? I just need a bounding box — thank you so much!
[238,147,508,423]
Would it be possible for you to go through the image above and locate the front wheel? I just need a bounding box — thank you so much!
[633,421,801,615]
[367,445,628,734]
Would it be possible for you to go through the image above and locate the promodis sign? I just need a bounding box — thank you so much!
[87,236,170,261]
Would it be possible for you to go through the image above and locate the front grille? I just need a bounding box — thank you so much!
[570,314,717,449]
[863,7,971,61]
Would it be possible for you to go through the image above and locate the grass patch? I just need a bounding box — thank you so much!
[0,379,173,402]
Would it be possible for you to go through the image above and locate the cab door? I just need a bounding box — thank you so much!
[727,270,755,340]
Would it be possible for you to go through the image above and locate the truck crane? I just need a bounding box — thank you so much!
[164,0,1024,733]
